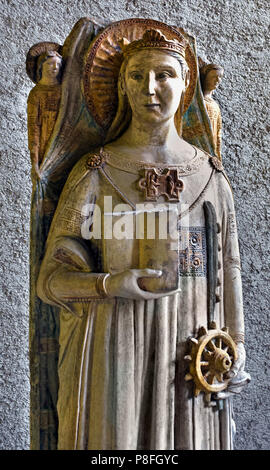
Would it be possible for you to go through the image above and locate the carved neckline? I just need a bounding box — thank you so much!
[101,146,208,176]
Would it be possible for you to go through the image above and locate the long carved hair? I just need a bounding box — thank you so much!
[106,50,189,143]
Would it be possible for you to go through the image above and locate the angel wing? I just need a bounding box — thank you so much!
[28,18,108,450]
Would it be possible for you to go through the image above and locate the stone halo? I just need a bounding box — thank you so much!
[83,18,198,130]
[26,42,62,83]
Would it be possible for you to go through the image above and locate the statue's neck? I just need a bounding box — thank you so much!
[121,117,179,148]
[106,117,195,164]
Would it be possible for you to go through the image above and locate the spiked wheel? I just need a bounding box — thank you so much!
[185,322,237,402]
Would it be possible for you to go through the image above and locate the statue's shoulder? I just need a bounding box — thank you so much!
[84,148,107,170]
[75,147,106,175]
[27,84,41,103]
[63,148,104,193]
[195,147,224,172]
[53,148,104,221]
[195,147,234,193]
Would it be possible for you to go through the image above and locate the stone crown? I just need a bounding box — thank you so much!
[120,29,187,59]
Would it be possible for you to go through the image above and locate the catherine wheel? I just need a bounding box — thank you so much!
[185,322,237,402]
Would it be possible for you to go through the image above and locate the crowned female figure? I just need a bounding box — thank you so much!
[36,23,249,450]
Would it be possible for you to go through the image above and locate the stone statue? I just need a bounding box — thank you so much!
[27,46,62,179]
[199,61,224,161]
[27,18,250,450]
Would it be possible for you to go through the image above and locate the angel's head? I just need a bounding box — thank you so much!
[200,63,224,95]
[37,51,62,84]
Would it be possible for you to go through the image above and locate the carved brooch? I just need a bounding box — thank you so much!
[209,156,224,172]
[86,153,105,169]
[138,168,184,202]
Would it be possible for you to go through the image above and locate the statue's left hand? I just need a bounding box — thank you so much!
[215,343,251,399]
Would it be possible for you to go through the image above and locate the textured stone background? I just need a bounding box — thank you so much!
[0,0,269,451]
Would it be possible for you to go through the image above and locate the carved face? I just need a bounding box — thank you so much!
[204,69,223,92]
[123,49,188,124]
[41,56,62,82]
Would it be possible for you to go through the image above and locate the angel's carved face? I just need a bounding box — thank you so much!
[123,49,188,124]
[204,69,223,93]
[41,56,62,82]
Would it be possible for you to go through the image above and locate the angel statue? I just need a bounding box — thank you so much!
[27,45,63,179]
[199,60,224,161]
[26,18,250,450]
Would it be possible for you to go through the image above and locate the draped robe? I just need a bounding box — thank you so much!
[37,146,244,450]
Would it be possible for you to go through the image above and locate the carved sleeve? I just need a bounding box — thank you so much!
[37,232,110,315]
[221,178,245,343]
[37,164,110,315]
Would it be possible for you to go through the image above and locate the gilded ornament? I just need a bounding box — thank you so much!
[185,322,238,404]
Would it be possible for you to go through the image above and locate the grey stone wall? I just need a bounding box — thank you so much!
[0,0,269,450]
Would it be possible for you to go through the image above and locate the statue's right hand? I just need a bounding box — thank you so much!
[105,268,180,300]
